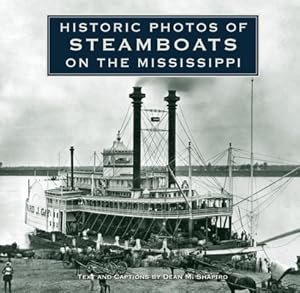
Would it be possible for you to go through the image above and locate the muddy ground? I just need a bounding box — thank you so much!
[1,259,299,293]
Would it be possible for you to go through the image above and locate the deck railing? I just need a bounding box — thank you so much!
[61,204,232,219]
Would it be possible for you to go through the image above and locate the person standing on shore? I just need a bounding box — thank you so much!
[258,258,263,272]
[264,258,271,273]
[86,265,95,291]
[2,262,13,293]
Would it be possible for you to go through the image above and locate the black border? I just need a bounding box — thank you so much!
[47,15,259,77]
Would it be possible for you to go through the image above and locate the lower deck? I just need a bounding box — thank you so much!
[64,211,233,245]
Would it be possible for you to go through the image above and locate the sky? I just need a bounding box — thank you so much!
[0,0,300,166]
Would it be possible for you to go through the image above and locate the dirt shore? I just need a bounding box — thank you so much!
[1,259,299,293]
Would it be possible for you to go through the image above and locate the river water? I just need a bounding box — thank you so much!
[0,176,299,268]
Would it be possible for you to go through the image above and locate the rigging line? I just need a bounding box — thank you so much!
[233,149,252,155]
[143,114,191,173]
[233,167,300,207]
[210,150,228,165]
[120,112,132,137]
[175,129,196,161]
[142,110,168,138]
[141,131,156,165]
[232,178,292,228]
[233,205,249,213]
[176,152,191,169]
[126,132,133,150]
[177,115,207,167]
[233,180,289,228]
[257,178,293,213]
[232,209,251,226]
[252,177,293,203]
[233,220,250,233]
[120,112,132,138]
[232,205,255,226]
[177,146,190,158]
[142,133,157,167]
[190,147,223,188]
[153,135,168,167]
[233,155,251,160]
[142,119,167,168]
[141,123,161,149]
[189,152,220,189]
[190,149,223,190]
[267,233,300,249]
[176,113,201,159]
[262,246,271,262]
[210,152,228,166]
[143,108,167,113]
[206,151,227,166]
[142,107,167,131]
[233,147,300,164]
[143,108,168,129]
[197,181,221,193]
[143,114,174,166]
[234,155,296,166]
[123,115,133,149]
[211,154,227,166]
[177,154,190,168]
[95,153,102,167]
[192,169,222,192]
[119,103,131,133]
[187,173,219,189]
[183,142,206,172]
[74,154,82,168]
[150,134,167,166]
[238,207,246,232]
[151,115,168,132]
[232,147,247,151]
[247,178,289,209]
[167,165,191,208]
[142,119,167,167]
[207,149,228,162]
[224,149,233,190]
[141,116,159,159]
[142,110,168,141]
[86,153,93,167]
[252,177,292,214]
[178,160,222,191]
[224,161,231,190]
[171,160,217,190]
[145,134,168,168]
[178,105,207,164]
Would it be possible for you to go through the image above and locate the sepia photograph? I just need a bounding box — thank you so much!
[0,1,299,292]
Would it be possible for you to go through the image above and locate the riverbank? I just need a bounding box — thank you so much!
[1,165,300,177]
[0,258,255,292]
[3,258,299,292]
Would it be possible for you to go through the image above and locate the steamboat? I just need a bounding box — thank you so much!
[25,87,261,259]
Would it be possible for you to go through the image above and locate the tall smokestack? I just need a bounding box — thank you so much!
[164,90,180,187]
[70,146,74,190]
[129,87,145,190]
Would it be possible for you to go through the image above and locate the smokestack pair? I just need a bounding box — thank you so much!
[130,87,180,189]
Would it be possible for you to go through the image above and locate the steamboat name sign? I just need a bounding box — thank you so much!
[25,181,48,231]
[48,15,258,76]
[26,204,50,217]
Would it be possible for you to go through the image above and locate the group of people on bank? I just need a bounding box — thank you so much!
[231,254,271,273]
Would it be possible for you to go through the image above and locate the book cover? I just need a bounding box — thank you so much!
[0,1,299,292]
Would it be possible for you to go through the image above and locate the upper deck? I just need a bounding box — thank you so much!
[45,187,232,219]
